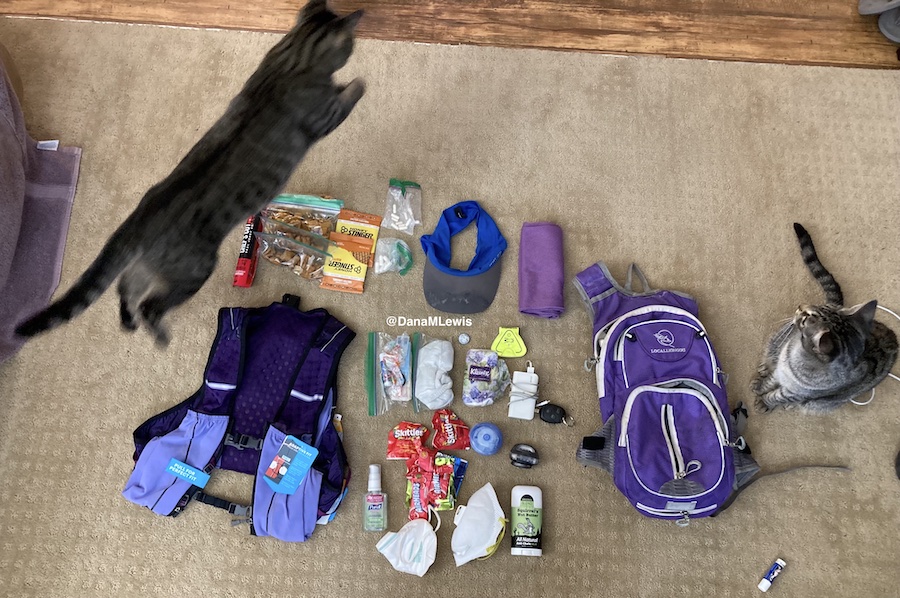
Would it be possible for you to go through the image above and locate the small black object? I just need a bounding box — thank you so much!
[510,443,539,468]
[455,207,465,219]
[282,294,301,309]
[539,403,567,424]
[582,436,605,451]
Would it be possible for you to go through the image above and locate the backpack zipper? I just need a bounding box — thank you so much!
[661,404,684,478]
[620,385,727,447]
[661,404,703,480]
[635,502,718,517]
[616,319,720,387]
[592,304,716,399]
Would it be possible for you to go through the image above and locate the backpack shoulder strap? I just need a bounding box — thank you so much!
[624,263,652,294]
[574,262,617,308]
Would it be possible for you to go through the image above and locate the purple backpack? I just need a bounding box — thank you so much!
[575,263,759,526]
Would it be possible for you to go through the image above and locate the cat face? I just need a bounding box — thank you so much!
[292,1,364,72]
[794,300,877,363]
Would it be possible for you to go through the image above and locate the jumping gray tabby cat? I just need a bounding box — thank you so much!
[751,223,898,413]
[16,0,364,346]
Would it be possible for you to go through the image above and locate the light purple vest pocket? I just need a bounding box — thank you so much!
[252,425,323,542]
[122,410,228,515]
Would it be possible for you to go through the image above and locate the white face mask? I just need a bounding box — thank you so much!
[451,483,507,567]
[414,339,454,410]
[376,511,441,577]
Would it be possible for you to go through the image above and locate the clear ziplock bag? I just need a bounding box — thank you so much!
[262,194,343,237]
[254,232,331,281]
[383,179,422,235]
[367,332,421,416]
[373,238,413,275]
[259,215,332,252]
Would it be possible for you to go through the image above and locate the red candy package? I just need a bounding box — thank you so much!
[406,471,431,520]
[431,409,470,451]
[404,445,462,519]
[387,422,430,460]
[405,445,439,520]
[429,454,456,510]
[407,445,438,474]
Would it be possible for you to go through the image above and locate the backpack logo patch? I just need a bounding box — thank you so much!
[654,330,675,347]
[650,329,686,354]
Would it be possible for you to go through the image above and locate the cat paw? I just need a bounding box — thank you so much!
[339,78,365,103]
[151,326,171,349]
[754,396,773,413]
[749,376,764,395]
[120,299,139,332]
[120,314,139,332]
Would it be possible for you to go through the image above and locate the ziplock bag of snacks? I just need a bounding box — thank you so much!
[258,215,331,252]
[261,194,343,236]
[253,232,331,280]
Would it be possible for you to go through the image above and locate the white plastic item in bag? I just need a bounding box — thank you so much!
[373,238,413,275]
[383,179,422,235]
[414,339,454,409]
[376,512,440,577]
[451,483,507,567]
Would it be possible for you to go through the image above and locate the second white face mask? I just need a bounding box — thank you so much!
[451,482,507,567]
[376,513,440,577]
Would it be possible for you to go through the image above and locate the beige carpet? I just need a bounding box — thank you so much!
[1,17,900,598]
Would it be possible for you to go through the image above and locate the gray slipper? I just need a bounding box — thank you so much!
[879,7,900,43]
[859,0,900,15]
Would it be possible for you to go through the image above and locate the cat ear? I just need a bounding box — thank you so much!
[843,300,877,333]
[299,0,328,21]
[339,9,364,30]
[811,330,835,358]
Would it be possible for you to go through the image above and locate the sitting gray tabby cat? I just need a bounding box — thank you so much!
[752,223,898,413]
[16,0,365,346]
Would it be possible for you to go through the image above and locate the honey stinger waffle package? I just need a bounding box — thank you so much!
[320,236,371,294]
[334,209,382,267]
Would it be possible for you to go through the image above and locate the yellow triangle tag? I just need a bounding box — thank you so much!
[491,327,527,358]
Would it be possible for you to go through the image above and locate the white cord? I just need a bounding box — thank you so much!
[507,381,540,405]
[851,389,876,406]
[876,304,900,322]
[852,305,900,406]
[428,505,442,532]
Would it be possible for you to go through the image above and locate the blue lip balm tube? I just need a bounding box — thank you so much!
[758,558,786,592]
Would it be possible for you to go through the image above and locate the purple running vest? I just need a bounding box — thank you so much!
[122,297,354,541]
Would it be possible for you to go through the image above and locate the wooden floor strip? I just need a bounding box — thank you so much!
[2,0,898,68]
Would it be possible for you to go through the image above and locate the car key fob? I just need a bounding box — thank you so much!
[538,403,574,426]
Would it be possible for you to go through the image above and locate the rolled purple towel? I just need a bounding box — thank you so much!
[518,222,565,318]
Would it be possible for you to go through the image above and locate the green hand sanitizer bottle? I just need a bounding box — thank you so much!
[363,464,388,532]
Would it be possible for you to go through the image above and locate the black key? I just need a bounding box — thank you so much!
[538,403,567,424]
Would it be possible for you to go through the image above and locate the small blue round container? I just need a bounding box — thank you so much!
[470,422,503,456]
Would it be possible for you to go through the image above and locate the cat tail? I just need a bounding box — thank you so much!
[15,226,139,338]
[793,223,843,306]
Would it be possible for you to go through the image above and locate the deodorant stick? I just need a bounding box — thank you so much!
[511,485,543,556]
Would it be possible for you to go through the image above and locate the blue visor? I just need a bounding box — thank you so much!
[420,201,507,314]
